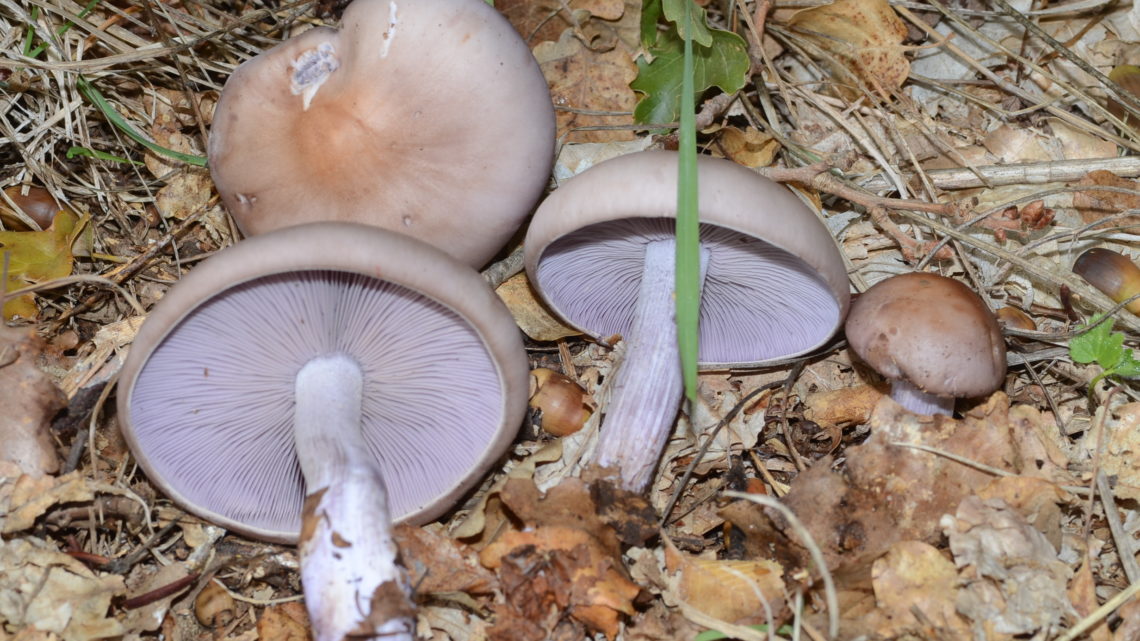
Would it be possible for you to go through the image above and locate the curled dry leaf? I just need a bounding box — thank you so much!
[714,127,781,169]
[476,477,652,639]
[0,472,142,534]
[0,325,65,477]
[481,525,640,640]
[257,602,311,641]
[785,0,909,97]
[868,541,969,638]
[0,537,125,641]
[392,524,498,596]
[496,272,580,342]
[661,537,787,626]
[802,383,883,428]
[941,495,1075,635]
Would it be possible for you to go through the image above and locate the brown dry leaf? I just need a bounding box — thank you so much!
[451,440,563,546]
[1069,560,1111,641]
[0,209,86,320]
[975,476,1068,552]
[495,272,580,341]
[0,471,142,534]
[767,394,1027,584]
[982,124,1059,164]
[535,29,638,143]
[803,383,883,428]
[1086,402,1140,501]
[0,326,65,476]
[499,0,624,45]
[257,602,311,641]
[867,541,968,638]
[154,169,213,220]
[942,495,1075,634]
[714,127,781,168]
[144,88,211,179]
[662,537,787,625]
[1072,171,1140,231]
[480,525,640,640]
[477,477,653,639]
[0,537,125,641]
[786,0,909,97]
[393,524,498,596]
[1114,596,1140,641]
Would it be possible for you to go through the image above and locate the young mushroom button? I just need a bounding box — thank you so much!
[844,272,1007,416]
[207,0,556,268]
[116,223,529,641]
[524,151,850,493]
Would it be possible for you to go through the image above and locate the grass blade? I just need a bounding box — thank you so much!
[675,0,700,404]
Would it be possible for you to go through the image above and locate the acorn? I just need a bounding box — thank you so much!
[528,368,592,437]
[995,306,1037,332]
[194,580,235,628]
[1,186,61,230]
[1073,247,1140,315]
[1107,65,1140,130]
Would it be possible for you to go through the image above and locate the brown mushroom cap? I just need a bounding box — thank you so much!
[845,272,1006,398]
[207,0,555,268]
[117,223,529,543]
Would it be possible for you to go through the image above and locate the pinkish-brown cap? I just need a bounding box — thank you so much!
[845,272,1006,398]
[207,0,555,268]
[524,151,851,368]
[117,223,528,543]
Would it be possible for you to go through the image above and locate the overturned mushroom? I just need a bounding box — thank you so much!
[117,223,528,641]
[208,0,555,267]
[844,272,1006,416]
[525,151,850,492]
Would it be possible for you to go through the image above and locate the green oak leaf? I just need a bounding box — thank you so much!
[631,27,749,125]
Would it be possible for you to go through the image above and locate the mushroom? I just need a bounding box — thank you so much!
[207,0,555,268]
[117,223,528,641]
[524,151,850,492]
[844,272,1006,416]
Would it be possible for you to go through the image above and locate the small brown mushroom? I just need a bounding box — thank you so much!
[844,272,1007,416]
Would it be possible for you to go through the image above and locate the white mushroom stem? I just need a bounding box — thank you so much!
[294,354,414,641]
[890,379,954,417]
[593,239,710,493]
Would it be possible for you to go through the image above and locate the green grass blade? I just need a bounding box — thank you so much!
[77,76,208,167]
[675,0,700,405]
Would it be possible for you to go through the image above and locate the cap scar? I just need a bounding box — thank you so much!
[380,2,398,59]
[291,42,339,111]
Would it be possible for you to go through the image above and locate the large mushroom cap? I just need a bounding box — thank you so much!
[845,272,1006,398]
[524,151,850,368]
[207,0,555,268]
[117,223,528,543]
